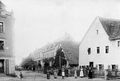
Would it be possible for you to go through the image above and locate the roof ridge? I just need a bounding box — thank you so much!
[99,17,120,22]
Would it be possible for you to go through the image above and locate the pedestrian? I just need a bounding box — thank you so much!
[80,67,84,78]
[54,69,57,79]
[68,68,71,77]
[62,68,65,79]
[20,71,23,79]
[104,69,108,80]
[88,67,93,79]
[74,68,77,78]
[47,70,50,79]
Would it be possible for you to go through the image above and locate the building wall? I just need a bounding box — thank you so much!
[0,3,15,74]
[79,17,120,69]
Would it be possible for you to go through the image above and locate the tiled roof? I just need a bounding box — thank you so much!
[0,1,5,10]
[56,40,79,65]
[99,17,120,40]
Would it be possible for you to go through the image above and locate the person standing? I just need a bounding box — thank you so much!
[54,69,57,79]
[47,70,50,79]
[62,68,65,79]
[104,69,108,80]
[80,67,84,78]
[74,68,77,78]
[88,67,93,79]
[20,71,23,79]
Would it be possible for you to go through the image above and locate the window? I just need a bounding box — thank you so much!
[88,48,91,55]
[105,46,109,53]
[0,22,3,33]
[118,41,120,47]
[112,65,117,71]
[97,47,100,54]
[99,64,104,70]
[0,40,4,50]
[96,30,98,35]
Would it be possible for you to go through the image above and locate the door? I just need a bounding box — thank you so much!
[89,62,94,68]
[0,60,4,73]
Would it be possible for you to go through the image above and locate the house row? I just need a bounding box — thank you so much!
[29,35,79,68]
[79,17,120,70]
[29,43,59,67]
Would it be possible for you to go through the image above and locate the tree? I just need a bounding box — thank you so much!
[21,57,37,70]
[54,47,67,68]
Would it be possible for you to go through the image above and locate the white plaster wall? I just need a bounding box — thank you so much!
[79,17,120,69]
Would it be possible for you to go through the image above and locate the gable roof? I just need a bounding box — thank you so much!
[55,40,79,65]
[99,17,120,40]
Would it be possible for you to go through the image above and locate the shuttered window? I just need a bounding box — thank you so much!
[0,22,3,33]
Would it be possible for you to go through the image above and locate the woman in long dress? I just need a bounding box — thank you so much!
[80,68,84,78]
[62,68,65,79]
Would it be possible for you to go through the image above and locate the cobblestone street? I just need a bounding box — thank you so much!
[0,71,119,81]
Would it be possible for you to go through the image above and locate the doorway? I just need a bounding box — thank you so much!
[89,62,94,68]
[0,59,4,73]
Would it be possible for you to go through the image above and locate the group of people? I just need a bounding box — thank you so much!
[74,67,84,78]
[16,71,23,79]
[46,69,58,79]
[46,66,95,79]
[73,66,95,79]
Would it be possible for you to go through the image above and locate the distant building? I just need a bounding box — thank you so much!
[79,17,120,70]
[0,1,15,74]
[31,43,58,68]
[30,34,79,68]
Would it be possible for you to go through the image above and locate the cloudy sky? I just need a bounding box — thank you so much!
[2,0,120,65]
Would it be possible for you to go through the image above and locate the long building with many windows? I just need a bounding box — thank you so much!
[30,35,79,69]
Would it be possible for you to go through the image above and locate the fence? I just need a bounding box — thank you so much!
[68,68,120,79]
[94,69,120,79]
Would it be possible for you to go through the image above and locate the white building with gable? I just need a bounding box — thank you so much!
[79,17,120,70]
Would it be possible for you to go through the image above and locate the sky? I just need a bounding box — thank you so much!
[1,0,120,65]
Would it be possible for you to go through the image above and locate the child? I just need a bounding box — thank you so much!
[54,69,57,79]
[20,71,23,79]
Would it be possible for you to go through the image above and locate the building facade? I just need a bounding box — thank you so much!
[79,17,120,70]
[31,43,59,68]
[0,1,15,74]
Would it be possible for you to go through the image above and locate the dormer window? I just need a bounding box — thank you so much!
[109,23,115,34]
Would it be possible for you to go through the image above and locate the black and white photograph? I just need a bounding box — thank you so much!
[0,0,119,81]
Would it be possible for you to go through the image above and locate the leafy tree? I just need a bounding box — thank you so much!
[54,47,67,68]
[21,57,37,70]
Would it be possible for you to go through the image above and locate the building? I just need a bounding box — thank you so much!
[31,43,59,68]
[30,34,79,69]
[79,17,120,70]
[0,1,15,74]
